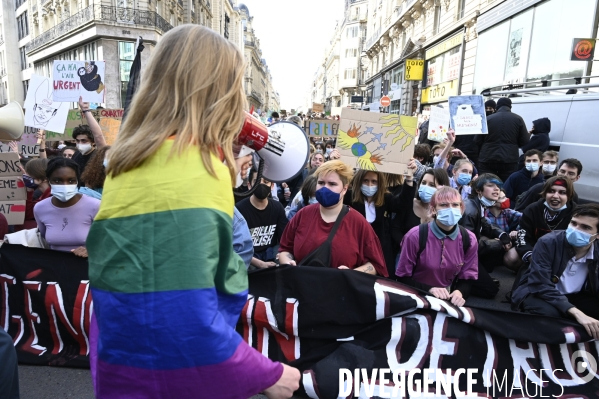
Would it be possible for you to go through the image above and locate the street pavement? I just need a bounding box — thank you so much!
[17,267,515,398]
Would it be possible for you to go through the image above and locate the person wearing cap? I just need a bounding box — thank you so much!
[511,203,599,339]
[484,99,496,116]
[475,97,530,182]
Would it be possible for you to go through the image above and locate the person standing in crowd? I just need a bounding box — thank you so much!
[515,158,581,211]
[286,174,318,220]
[540,150,559,178]
[233,208,254,269]
[396,187,478,306]
[34,158,100,257]
[19,158,51,230]
[86,25,299,399]
[71,97,107,175]
[236,169,288,269]
[484,99,496,116]
[475,97,530,182]
[503,149,545,206]
[79,146,111,200]
[520,117,551,154]
[449,159,474,200]
[62,146,77,159]
[515,176,576,266]
[0,327,19,399]
[278,160,387,276]
[511,204,599,339]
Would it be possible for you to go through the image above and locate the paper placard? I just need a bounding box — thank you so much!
[312,103,324,113]
[23,74,69,133]
[427,105,450,142]
[307,120,339,137]
[0,201,26,225]
[0,153,27,207]
[448,95,488,135]
[336,109,418,176]
[45,109,123,144]
[53,60,106,103]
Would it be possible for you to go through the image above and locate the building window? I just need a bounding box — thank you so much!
[344,68,356,80]
[22,80,29,96]
[346,26,358,38]
[119,41,135,106]
[457,0,466,20]
[224,13,230,39]
[345,48,358,58]
[17,12,29,40]
[433,5,441,34]
[15,0,26,9]
[19,47,26,70]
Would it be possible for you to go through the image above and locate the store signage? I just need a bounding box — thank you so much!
[421,79,458,104]
[404,59,425,81]
[571,38,596,61]
[425,32,464,60]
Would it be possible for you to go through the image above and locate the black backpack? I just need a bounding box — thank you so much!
[416,223,471,261]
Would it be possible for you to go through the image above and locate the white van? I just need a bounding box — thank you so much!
[484,84,599,203]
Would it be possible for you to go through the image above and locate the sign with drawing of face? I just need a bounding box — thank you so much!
[23,74,69,133]
[52,60,106,103]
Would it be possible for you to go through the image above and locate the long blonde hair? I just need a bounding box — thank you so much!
[108,25,247,182]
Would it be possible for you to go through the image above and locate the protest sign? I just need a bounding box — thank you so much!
[0,153,26,202]
[307,120,339,137]
[336,109,418,175]
[45,109,123,144]
[312,103,324,113]
[238,266,598,398]
[449,95,488,135]
[23,74,69,133]
[428,105,450,142]
[53,61,106,103]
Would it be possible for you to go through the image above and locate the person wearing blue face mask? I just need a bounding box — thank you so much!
[511,204,599,339]
[396,187,479,306]
[503,149,545,207]
[449,159,474,200]
[516,176,576,266]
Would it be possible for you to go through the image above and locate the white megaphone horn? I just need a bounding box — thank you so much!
[234,112,309,194]
[0,102,25,141]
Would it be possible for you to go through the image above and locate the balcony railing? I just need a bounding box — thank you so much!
[364,0,416,51]
[244,40,254,47]
[26,5,173,53]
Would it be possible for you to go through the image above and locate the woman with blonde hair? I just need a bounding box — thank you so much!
[87,25,298,399]
[279,160,387,276]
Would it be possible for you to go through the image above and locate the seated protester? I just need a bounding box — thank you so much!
[413,143,431,166]
[396,187,478,306]
[392,167,451,248]
[79,146,111,200]
[278,160,387,276]
[516,176,576,265]
[461,174,516,274]
[324,139,335,160]
[346,170,402,277]
[517,117,551,169]
[511,204,599,339]
[19,158,51,231]
[433,130,478,178]
[540,150,559,179]
[0,326,19,399]
[286,174,318,220]
[62,146,77,159]
[236,168,288,269]
[503,149,545,206]
[484,189,523,271]
[308,152,325,171]
[449,159,474,200]
[233,208,254,269]
[515,158,581,211]
[33,158,101,257]
[71,97,107,175]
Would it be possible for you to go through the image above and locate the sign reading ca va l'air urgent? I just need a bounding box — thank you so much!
[308,119,339,137]
[571,38,596,61]
[404,59,425,81]
[421,79,459,104]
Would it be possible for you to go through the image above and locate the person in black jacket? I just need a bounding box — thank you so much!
[475,97,530,182]
[515,176,576,265]
[503,149,545,206]
[517,117,551,169]
[511,204,599,339]
[514,158,582,212]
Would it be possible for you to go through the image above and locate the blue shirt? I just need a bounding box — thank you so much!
[233,208,253,268]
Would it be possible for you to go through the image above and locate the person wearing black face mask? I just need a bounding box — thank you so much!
[235,168,288,270]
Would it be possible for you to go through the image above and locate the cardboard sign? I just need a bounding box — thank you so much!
[427,105,450,142]
[312,103,324,113]
[23,74,69,133]
[448,95,488,135]
[571,38,596,61]
[0,153,26,224]
[307,120,339,137]
[0,142,40,157]
[45,109,123,145]
[404,59,425,81]
[336,109,418,175]
[53,60,106,103]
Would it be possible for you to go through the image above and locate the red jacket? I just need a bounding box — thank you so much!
[15,187,52,231]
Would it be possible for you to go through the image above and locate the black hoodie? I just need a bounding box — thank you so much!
[521,117,551,153]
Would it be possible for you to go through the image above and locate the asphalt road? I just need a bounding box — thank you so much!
[17,267,516,399]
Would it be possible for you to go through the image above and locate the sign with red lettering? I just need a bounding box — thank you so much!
[53,60,106,103]
[45,109,123,145]
[0,153,26,224]
[23,74,70,133]
[571,38,596,61]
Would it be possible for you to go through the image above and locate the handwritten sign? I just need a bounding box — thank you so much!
[312,103,324,113]
[23,74,69,133]
[307,120,339,137]
[448,95,488,135]
[0,153,26,224]
[53,61,106,103]
[46,109,123,144]
[428,105,450,142]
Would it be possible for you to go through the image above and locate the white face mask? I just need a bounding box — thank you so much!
[57,144,66,150]
[543,164,557,174]
[77,143,93,154]
[51,184,79,202]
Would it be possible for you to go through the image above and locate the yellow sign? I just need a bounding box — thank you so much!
[421,80,459,104]
[404,59,425,81]
[425,32,464,60]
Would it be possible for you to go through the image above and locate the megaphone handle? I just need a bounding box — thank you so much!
[234,158,265,199]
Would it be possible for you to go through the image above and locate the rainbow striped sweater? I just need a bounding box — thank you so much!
[87,141,282,398]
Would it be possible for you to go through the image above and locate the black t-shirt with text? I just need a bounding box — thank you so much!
[235,198,288,254]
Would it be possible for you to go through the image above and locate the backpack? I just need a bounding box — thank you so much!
[416,223,471,261]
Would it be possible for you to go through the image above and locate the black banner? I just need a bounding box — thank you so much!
[0,244,90,367]
[237,266,599,398]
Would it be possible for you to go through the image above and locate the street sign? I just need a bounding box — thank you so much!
[380,96,391,107]
[350,96,364,103]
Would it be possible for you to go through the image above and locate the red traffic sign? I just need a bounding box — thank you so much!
[380,96,391,107]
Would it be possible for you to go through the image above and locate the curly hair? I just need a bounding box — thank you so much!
[81,146,111,189]
[72,124,94,142]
